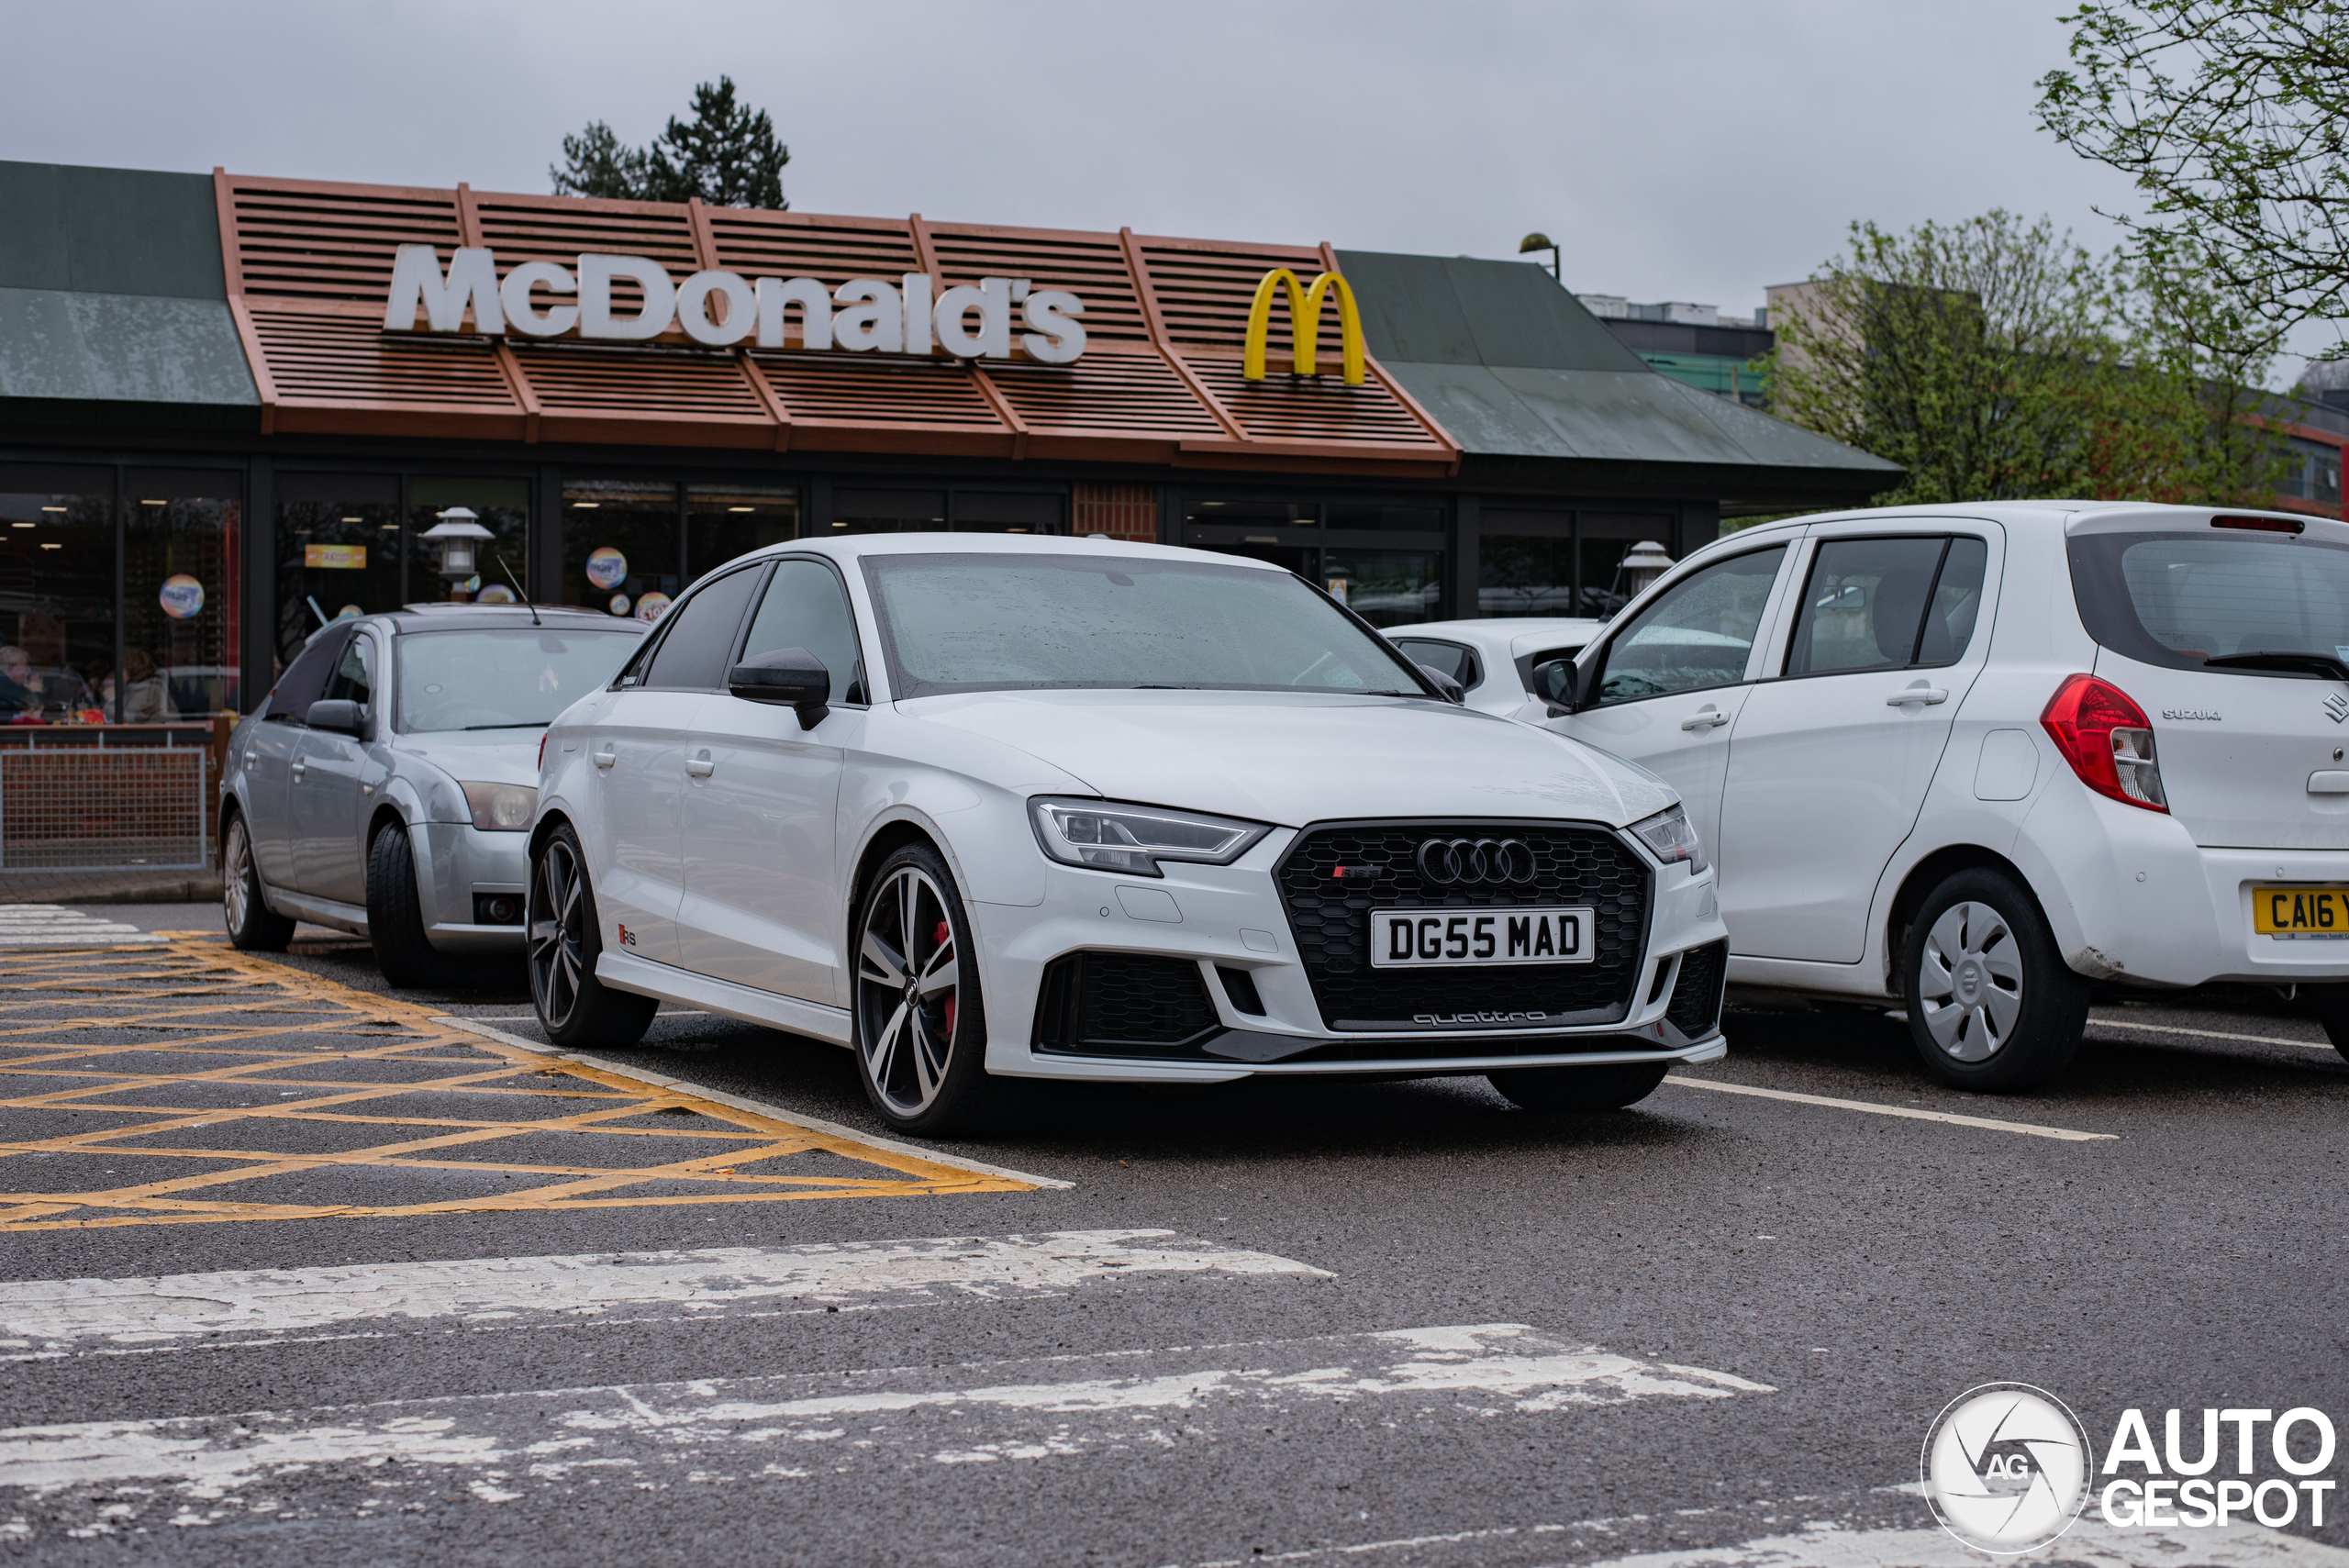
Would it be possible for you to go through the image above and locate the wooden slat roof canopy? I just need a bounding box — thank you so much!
[213,172,1459,477]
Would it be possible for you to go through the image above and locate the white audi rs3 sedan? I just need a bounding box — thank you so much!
[528,534,1730,1134]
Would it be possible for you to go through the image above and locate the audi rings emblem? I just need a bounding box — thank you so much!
[1415,837,1538,886]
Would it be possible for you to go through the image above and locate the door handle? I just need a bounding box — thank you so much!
[1680,708,1731,730]
[685,754,716,778]
[1887,687,1949,706]
[289,762,306,781]
[593,749,617,769]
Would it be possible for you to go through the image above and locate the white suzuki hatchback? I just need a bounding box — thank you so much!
[1520,501,2349,1088]
[529,534,1729,1132]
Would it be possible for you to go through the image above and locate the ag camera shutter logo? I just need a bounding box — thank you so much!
[1921,1383,2093,1554]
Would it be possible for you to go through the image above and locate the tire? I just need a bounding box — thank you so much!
[2307,988,2349,1065]
[1901,867,2088,1092]
[529,822,657,1049]
[367,821,451,990]
[852,841,1000,1135]
[1488,1060,1669,1113]
[221,809,295,951]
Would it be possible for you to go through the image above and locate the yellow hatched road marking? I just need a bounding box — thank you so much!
[0,936,1044,1231]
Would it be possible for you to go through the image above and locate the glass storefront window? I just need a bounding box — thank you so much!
[1479,534,1581,617]
[277,473,401,665]
[830,487,944,534]
[413,476,529,607]
[0,472,113,724]
[563,480,678,621]
[686,484,798,581]
[1326,503,1442,532]
[1323,548,1439,628]
[952,491,1063,534]
[127,471,241,718]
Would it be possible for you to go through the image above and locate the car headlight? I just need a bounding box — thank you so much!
[461,781,538,832]
[1630,803,1707,873]
[1029,797,1270,878]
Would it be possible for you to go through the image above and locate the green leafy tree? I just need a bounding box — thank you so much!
[1765,211,2285,508]
[550,77,788,209]
[2037,3,2349,344]
[550,121,651,200]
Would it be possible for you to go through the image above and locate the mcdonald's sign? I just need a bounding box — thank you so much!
[1242,268,1365,385]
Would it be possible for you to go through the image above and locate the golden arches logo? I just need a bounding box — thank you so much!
[1242,267,1365,385]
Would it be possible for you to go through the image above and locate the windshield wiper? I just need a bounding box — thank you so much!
[2202,651,2349,682]
[462,721,550,729]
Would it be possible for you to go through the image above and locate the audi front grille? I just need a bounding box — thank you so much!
[1276,821,1652,1032]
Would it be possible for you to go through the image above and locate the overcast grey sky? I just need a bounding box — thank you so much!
[7,2,2176,321]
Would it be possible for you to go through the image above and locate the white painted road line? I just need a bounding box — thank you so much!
[436,1014,1075,1189]
[1567,1517,2349,1568]
[0,906,161,949]
[1662,1075,2115,1141]
[0,1231,1320,1357]
[2089,1014,2340,1053]
[0,1324,1772,1529]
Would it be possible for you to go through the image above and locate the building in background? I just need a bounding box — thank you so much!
[1578,294,1772,406]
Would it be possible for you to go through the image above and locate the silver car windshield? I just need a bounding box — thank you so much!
[396,628,642,732]
[860,553,1429,698]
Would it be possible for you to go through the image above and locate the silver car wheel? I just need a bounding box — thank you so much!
[1916,900,2023,1062]
[855,866,962,1119]
[529,837,588,1029]
[223,817,253,935]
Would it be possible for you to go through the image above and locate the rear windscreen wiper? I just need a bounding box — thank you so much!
[2201,651,2349,682]
[462,721,550,729]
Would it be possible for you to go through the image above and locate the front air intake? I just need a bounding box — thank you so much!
[1032,951,1220,1058]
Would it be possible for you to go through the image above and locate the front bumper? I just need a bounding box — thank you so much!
[976,824,1730,1083]
[415,818,530,954]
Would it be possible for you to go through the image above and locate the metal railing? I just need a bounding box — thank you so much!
[0,723,220,873]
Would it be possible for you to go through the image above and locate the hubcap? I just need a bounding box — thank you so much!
[1917,900,2023,1062]
[855,867,961,1118]
[529,840,588,1029]
[223,819,250,934]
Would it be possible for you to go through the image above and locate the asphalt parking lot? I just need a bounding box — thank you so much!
[3,903,2345,1568]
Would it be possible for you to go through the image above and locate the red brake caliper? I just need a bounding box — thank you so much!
[933,920,956,1036]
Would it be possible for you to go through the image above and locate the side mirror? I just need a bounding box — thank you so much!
[728,647,830,729]
[1415,662,1466,705]
[1531,657,1577,711]
[305,698,365,736]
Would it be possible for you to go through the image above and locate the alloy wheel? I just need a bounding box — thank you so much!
[1916,900,2023,1062]
[223,818,252,935]
[529,838,588,1029]
[855,866,962,1119]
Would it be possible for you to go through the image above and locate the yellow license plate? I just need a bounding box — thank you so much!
[2253,885,2349,939]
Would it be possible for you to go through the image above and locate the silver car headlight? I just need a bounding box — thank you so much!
[1630,803,1707,873]
[461,781,538,832]
[1029,797,1270,878]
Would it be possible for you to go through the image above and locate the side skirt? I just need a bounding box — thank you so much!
[596,949,854,1047]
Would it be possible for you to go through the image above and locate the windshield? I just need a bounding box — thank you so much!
[861,553,1428,698]
[395,628,642,732]
[2069,530,2349,672]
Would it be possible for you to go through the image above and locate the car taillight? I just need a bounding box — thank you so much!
[538,734,547,772]
[2041,673,2167,812]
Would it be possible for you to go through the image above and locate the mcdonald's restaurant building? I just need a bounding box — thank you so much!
[0,159,1897,763]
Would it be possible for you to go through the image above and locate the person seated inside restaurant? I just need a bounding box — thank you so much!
[0,647,39,721]
[98,651,179,723]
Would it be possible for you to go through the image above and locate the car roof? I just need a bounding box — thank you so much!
[716,530,1290,573]
[1392,617,1605,657]
[380,604,647,634]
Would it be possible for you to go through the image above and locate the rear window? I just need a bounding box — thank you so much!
[2069,530,2349,673]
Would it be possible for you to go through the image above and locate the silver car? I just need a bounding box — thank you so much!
[219,604,647,984]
